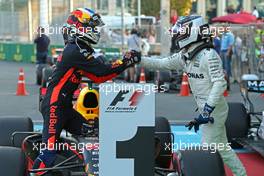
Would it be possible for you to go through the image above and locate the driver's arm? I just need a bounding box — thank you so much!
[140,52,184,71]
[206,50,227,107]
[76,56,127,83]
[81,70,118,83]
[64,48,129,83]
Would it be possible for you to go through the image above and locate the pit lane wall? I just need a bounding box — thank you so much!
[0,43,121,62]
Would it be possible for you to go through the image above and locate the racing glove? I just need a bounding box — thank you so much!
[185,103,215,133]
[122,50,141,67]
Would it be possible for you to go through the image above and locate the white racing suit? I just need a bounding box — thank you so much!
[141,48,247,176]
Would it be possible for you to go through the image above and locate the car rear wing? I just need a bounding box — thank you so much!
[240,79,264,115]
[246,80,264,93]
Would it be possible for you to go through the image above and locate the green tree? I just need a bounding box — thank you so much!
[132,0,192,17]
[171,0,192,16]
[133,0,160,16]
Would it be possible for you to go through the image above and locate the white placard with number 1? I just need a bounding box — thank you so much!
[99,83,155,176]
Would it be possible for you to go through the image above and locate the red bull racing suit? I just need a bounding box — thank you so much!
[33,42,131,174]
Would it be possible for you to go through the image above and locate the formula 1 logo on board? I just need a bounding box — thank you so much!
[106,90,144,113]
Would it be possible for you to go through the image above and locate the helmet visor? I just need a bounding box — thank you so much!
[170,22,191,40]
[90,14,105,27]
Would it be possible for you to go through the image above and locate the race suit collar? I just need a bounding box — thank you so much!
[182,41,214,61]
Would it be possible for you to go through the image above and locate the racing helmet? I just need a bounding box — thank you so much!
[171,16,211,52]
[65,8,105,45]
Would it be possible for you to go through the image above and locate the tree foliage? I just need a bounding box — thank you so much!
[133,0,160,16]
[171,0,192,16]
[132,0,192,17]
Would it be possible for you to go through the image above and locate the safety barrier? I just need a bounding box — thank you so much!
[0,43,121,63]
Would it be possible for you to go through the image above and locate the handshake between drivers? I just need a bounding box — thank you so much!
[122,50,141,67]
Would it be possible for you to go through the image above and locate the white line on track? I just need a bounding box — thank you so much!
[0,92,15,95]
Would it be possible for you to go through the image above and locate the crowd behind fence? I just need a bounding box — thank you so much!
[0,1,263,80]
[229,25,264,81]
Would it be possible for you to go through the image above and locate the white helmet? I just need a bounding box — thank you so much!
[171,16,211,52]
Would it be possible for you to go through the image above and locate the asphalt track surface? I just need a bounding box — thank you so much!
[0,61,263,123]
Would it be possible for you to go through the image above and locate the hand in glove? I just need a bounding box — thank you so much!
[185,103,215,133]
[122,50,141,67]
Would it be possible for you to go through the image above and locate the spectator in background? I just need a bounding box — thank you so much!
[233,32,243,83]
[220,24,234,90]
[127,28,141,82]
[258,35,264,79]
[34,27,50,64]
[252,6,259,18]
[128,28,141,54]
[141,38,150,56]
[213,31,221,55]
[155,14,161,24]
[259,57,264,80]
[170,9,178,25]
[226,5,235,14]
[237,7,245,14]
[124,29,130,45]
[241,33,249,75]
[148,30,156,44]
[255,29,263,53]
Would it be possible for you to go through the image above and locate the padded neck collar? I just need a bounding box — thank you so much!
[183,41,214,61]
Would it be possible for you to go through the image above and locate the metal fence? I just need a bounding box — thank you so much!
[0,1,263,78]
[0,0,96,44]
[229,25,264,81]
[0,11,29,42]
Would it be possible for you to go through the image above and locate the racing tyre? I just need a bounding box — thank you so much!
[0,117,33,147]
[36,72,42,85]
[155,116,172,169]
[226,102,250,148]
[0,146,26,176]
[42,66,54,87]
[154,71,171,92]
[178,149,225,176]
[36,64,45,85]
[158,71,172,83]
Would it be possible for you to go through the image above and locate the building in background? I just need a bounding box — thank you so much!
[192,0,264,20]
[0,0,263,44]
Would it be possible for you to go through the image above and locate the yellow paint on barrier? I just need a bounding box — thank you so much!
[31,55,36,63]
[0,53,5,60]
[13,44,22,62]
[0,44,4,60]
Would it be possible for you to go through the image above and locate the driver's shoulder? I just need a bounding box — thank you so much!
[197,48,219,61]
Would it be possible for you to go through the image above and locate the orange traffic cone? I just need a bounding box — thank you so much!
[16,68,28,96]
[139,67,146,83]
[260,94,264,98]
[223,89,229,97]
[178,73,190,96]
